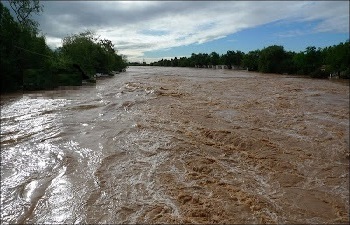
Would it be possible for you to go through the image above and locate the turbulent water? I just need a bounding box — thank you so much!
[1,66,349,224]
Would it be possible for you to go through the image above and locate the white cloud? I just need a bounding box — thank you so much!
[297,1,349,33]
[35,1,349,62]
[45,36,62,49]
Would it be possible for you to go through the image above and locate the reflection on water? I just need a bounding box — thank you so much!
[1,67,349,224]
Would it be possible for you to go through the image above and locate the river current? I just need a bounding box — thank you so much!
[1,66,349,224]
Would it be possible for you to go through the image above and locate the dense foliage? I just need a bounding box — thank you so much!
[150,41,350,79]
[58,31,128,76]
[1,1,127,93]
[1,2,52,91]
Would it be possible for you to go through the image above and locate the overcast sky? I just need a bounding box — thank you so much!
[3,1,349,63]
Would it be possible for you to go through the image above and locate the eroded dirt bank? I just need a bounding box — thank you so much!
[1,67,349,224]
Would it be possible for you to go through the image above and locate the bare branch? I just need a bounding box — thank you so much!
[8,0,43,32]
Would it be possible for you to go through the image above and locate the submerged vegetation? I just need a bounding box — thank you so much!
[150,42,349,79]
[0,1,128,93]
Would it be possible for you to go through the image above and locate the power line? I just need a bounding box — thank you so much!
[13,45,53,59]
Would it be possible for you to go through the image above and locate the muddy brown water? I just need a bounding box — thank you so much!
[1,66,349,224]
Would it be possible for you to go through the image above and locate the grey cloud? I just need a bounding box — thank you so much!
[11,1,347,62]
[36,1,217,37]
[117,42,155,50]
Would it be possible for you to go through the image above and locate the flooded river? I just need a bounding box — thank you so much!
[1,66,349,224]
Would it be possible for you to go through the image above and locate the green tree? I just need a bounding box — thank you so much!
[61,31,98,76]
[304,46,322,75]
[1,2,22,91]
[178,57,190,67]
[223,50,245,69]
[113,54,128,71]
[258,45,288,73]
[242,50,260,71]
[149,40,349,79]
[210,52,221,66]
[292,52,307,75]
[171,57,178,67]
[1,2,54,92]
[323,41,349,78]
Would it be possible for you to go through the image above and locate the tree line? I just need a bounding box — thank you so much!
[150,42,349,79]
[0,1,128,93]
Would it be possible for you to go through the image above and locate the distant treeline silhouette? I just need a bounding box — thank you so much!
[150,41,349,79]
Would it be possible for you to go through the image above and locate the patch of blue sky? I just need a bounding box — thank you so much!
[226,19,349,52]
[144,43,221,59]
[272,19,348,49]
[144,19,349,59]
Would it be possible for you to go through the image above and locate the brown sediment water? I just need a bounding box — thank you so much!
[1,66,349,224]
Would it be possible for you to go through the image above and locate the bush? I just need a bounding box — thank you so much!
[23,69,57,90]
[56,73,82,86]
[309,69,329,79]
[339,69,350,79]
